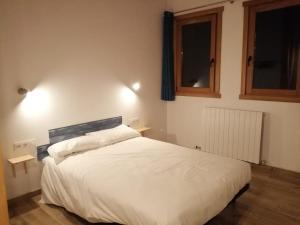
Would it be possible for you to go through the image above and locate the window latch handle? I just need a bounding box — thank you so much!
[210,58,215,66]
[247,56,253,66]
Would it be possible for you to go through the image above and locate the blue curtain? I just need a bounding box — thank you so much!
[161,11,175,101]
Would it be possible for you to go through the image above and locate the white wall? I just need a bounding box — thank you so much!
[1,0,299,200]
[0,0,166,199]
[166,0,300,173]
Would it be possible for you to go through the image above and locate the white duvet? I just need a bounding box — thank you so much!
[41,137,251,225]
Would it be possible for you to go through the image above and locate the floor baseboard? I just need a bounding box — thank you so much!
[8,189,41,207]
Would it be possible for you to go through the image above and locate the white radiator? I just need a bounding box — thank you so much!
[200,107,263,164]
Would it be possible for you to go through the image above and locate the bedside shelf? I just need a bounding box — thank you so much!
[8,155,35,178]
[135,127,151,136]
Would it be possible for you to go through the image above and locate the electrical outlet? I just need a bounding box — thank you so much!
[13,139,36,151]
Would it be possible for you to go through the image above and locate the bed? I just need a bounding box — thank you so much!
[38,116,251,225]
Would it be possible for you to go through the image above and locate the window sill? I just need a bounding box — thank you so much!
[176,91,221,98]
[239,94,300,103]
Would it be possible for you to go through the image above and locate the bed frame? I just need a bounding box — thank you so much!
[37,115,249,223]
[37,116,122,160]
[230,183,249,203]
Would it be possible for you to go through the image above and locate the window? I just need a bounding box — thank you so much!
[241,0,300,102]
[174,7,223,97]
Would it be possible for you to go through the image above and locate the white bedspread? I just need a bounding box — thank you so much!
[41,137,251,225]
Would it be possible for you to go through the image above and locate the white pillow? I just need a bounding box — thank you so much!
[86,124,141,145]
[48,135,105,164]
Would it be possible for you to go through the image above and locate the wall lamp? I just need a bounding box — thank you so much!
[18,88,30,96]
[132,82,141,91]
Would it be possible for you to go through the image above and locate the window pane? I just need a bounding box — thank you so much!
[181,21,211,88]
[253,5,300,90]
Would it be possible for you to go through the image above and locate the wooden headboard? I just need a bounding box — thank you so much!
[37,116,122,160]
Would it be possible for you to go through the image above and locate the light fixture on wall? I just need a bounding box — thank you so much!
[17,87,30,96]
[19,86,51,117]
[132,82,141,91]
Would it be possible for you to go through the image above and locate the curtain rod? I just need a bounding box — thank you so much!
[174,0,236,14]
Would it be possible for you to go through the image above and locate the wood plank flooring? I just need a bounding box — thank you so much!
[9,165,300,225]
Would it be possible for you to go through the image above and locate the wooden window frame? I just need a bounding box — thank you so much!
[174,7,223,98]
[240,0,300,103]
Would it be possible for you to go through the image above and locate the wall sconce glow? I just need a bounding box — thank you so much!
[120,87,137,105]
[20,87,50,117]
[132,82,141,91]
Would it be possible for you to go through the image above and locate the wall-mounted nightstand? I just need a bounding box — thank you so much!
[135,127,151,136]
[8,155,35,178]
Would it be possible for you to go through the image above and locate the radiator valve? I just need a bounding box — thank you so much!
[195,145,201,150]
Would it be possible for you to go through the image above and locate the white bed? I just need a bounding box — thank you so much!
[41,136,251,225]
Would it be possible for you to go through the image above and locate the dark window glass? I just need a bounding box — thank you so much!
[181,22,211,88]
[175,8,222,97]
[253,6,300,90]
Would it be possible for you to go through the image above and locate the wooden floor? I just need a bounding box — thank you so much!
[9,165,300,225]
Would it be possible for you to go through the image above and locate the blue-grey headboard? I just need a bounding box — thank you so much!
[37,116,122,160]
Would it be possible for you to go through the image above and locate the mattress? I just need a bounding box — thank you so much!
[41,137,251,225]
